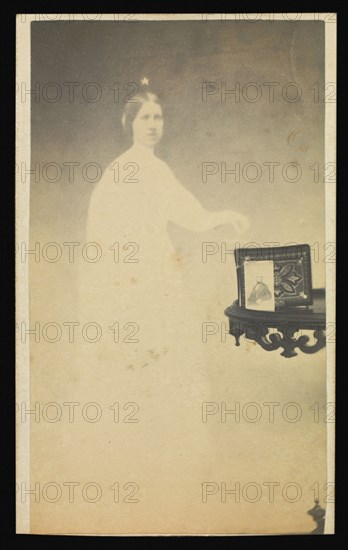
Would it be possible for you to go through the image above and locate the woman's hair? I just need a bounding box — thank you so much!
[121,84,161,137]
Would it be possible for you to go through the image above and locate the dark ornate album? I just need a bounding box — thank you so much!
[235,244,313,310]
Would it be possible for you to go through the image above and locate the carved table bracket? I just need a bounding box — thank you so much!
[226,289,326,358]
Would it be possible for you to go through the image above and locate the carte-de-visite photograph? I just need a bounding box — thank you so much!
[16,14,335,535]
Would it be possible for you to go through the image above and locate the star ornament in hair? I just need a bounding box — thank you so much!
[140,77,149,86]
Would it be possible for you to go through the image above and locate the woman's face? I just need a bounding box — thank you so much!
[132,101,164,148]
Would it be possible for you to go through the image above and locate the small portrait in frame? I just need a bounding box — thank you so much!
[244,260,275,311]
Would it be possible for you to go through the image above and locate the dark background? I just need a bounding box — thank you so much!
[30,20,325,253]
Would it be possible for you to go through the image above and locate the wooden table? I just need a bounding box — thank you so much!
[224,289,326,358]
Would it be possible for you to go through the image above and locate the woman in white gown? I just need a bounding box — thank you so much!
[78,84,249,522]
[83,87,248,347]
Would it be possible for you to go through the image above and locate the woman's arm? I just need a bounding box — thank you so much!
[167,176,250,235]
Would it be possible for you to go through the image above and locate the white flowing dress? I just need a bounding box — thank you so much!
[77,144,245,521]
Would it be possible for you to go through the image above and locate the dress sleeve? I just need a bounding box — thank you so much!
[85,165,119,246]
[79,163,127,321]
[165,166,249,234]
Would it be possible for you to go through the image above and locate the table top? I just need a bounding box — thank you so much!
[225,288,326,328]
